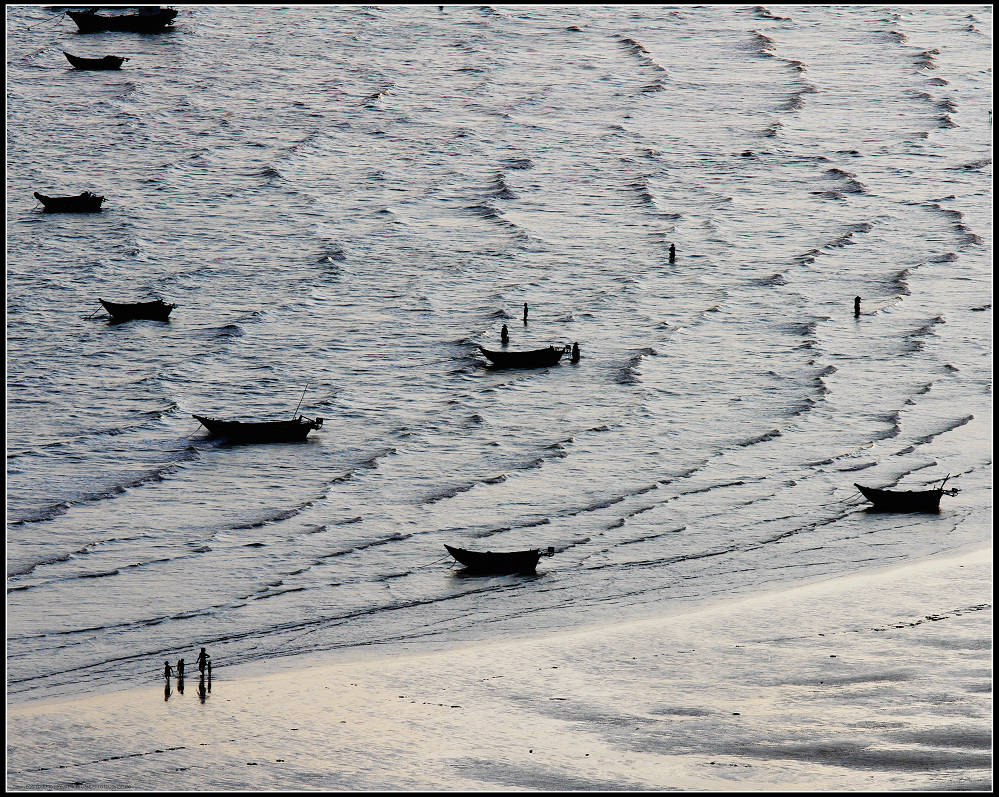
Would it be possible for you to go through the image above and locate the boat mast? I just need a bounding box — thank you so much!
[292,382,309,419]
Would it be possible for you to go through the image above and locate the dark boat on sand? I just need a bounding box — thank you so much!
[445,544,554,574]
[478,345,569,369]
[100,298,175,322]
[34,191,104,213]
[855,481,958,513]
[193,414,323,443]
[64,51,127,69]
[67,7,177,33]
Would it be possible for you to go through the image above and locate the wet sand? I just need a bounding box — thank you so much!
[7,545,991,791]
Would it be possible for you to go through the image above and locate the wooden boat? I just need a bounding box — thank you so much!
[67,7,177,33]
[478,345,569,369]
[64,51,127,69]
[855,482,958,513]
[34,191,104,212]
[193,414,323,443]
[100,298,175,322]
[445,544,554,574]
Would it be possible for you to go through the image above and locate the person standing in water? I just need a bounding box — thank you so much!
[164,661,173,680]
[501,324,509,345]
[570,342,580,363]
[854,296,861,317]
[669,243,676,263]
[176,658,185,679]
[196,647,209,676]
[523,302,529,324]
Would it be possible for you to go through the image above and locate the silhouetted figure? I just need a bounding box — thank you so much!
[523,303,529,324]
[501,324,509,345]
[164,681,172,701]
[207,661,212,692]
[177,674,184,695]
[196,647,209,676]
[570,342,580,363]
[854,296,861,317]
[176,658,185,679]
[669,243,676,263]
[164,661,173,680]
[198,674,207,703]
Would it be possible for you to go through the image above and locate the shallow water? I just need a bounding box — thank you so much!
[6,5,992,704]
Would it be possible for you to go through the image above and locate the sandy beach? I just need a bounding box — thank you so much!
[7,544,991,792]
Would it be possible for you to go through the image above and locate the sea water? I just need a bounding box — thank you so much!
[6,4,992,704]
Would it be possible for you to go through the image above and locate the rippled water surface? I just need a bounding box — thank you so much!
[7,4,992,703]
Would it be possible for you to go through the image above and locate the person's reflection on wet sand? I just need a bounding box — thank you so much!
[198,674,207,703]
[177,673,184,695]
[164,680,171,702]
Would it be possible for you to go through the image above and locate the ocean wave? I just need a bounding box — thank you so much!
[489,173,517,199]
[911,414,975,446]
[749,30,777,56]
[614,347,656,385]
[737,429,782,447]
[317,247,347,262]
[886,29,908,43]
[617,35,669,74]
[503,157,533,170]
[952,158,990,170]
[752,5,790,21]
[914,49,939,69]
[825,221,873,249]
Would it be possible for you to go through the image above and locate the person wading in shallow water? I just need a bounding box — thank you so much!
[501,324,509,345]
[164,661,173,680]
[523,302,529,324]
[176,658,185,679]
[196,647,210,676]
[669,243,676,263]
[570,342,580,363]
[854,296,861,317]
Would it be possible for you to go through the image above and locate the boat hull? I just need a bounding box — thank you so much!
[100,299,175,322]
[193,415,322,444]
[855,484,944,513]
[444,544,543,573]
[478,345,565,369]
[34,191,104,213]
[64,52,125,69]
[68,9,177,33]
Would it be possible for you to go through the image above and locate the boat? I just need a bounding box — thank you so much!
[444,544,554,574]
[855,482,958,513]
[193,414,323,443]
[64,51,127,69]
[34,191,104,213]
[100,298,175,322]
[67,7,177,33]
[478,345,569,369]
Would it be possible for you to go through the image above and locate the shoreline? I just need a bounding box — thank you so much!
[8,543,992,791]
[9,539,989,710]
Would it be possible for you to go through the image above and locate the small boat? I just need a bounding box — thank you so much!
[445,544,554,574]
[34,190,104,213]
[67,7,177,33]
[64,51,127,69]
[100,298,175,322]
[193,414,323,444]
[855,482,958,513]
[478,345,569,369]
